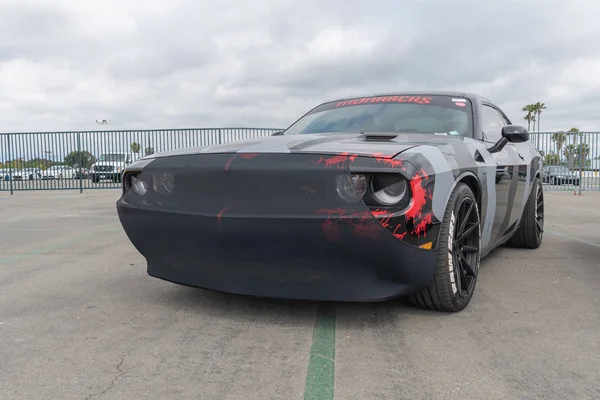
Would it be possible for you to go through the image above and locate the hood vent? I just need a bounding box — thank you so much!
[361,132,398,141]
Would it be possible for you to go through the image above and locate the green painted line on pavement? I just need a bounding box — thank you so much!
[304,304,336,400]
[547,230,600,249]
[0,228,121,265]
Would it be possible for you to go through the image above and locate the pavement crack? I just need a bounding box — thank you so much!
[84,349,132,400]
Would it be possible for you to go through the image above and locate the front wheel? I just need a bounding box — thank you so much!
[408,183,481,312]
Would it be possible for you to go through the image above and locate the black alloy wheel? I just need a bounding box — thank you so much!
[534,183,544,241]
[451,196,481,298]
[409,183,481,312]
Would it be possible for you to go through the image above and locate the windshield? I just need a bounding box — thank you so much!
[283,95,473,136]
[99,153,126,162]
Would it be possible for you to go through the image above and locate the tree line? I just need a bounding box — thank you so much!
[522,101,595,169]
[0,142,155,170]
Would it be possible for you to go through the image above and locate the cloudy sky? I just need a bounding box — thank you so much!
[1,0,599,134]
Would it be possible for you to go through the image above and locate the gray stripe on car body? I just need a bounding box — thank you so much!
[400,145,454,220]
[464,139,497,248]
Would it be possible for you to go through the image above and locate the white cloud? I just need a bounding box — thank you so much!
[0,0,599,135]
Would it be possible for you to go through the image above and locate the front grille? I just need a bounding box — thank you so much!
[94,165,114,172]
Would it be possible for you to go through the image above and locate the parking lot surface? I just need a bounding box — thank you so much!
[1,189,599,400]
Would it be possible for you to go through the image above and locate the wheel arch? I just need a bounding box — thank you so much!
[442,171,482,216]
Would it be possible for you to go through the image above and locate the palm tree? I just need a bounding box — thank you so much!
[551,132,566,160]
[567,127,580,148]
[522,104,536,131]
[534,102,546,132]
[531,103,540,132]
[130,142,141,155]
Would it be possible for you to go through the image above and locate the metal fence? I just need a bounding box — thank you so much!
[0,128,281,193]
[533,132,600,193]
[1,129,599,194]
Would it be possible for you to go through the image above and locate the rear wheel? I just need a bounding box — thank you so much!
[408,183,481,312]
[506,178,544,249]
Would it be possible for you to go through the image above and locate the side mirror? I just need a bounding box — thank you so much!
[487,125,529,153]
[502,125,529,143]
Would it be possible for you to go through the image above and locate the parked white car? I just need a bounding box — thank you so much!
[90,153,134,183]
[41,166,76,180]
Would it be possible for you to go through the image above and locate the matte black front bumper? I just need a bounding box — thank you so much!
[116,152,440,302]
[117,204,437,302]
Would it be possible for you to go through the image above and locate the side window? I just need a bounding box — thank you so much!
[481,105,505,143]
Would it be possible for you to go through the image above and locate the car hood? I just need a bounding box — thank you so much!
[138,133,464,160]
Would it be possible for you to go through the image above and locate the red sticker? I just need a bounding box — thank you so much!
[454,102,466,107]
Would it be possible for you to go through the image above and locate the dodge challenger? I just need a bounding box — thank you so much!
[116,92,544,312]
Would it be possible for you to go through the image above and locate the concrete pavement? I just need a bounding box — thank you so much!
[0,189,599,400]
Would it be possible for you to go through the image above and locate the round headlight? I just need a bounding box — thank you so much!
[131,175,148,196]
[153,172,175,196]
[371,175,408,205]
[335,174,367,203]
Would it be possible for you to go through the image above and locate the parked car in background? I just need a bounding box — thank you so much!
[90,153,133,183]
[19,168,43,180]
[2,169,24,181]
[541,165,580,185]
[73,168,90,180]
[0,168,17,181]
[41,165,76,180]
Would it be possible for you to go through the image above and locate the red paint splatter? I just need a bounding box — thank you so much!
[405,168,431,220]
[312,152,358,169]
[370,209,394,229]
[391,224,407,240]
[225,153,261,170]
[412,213,432,237]
[216,205,234,228]
[370,153,403,168]
[317,208,348,217]
[393,231,407,240]
[317,208,382,241]
[239,153,261,160]
[224,155,236,170]
[370,209,392,218]
[352,221,381,238]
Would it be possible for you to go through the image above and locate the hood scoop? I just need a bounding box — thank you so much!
[361,132,398,141]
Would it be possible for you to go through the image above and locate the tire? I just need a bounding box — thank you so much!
[408,183,481,312]
[506,178,544,249]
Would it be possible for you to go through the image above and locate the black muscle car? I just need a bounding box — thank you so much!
[116,92,544,312]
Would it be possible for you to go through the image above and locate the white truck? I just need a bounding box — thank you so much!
[90,152,134,183]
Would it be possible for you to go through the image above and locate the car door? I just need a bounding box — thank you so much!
[480,104,520,245]
[497,109,530,230]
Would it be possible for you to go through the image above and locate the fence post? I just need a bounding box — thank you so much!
[578,135,583,195]
[77,131,83,194]
[218,129,222,145]
[8,134,13,195]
